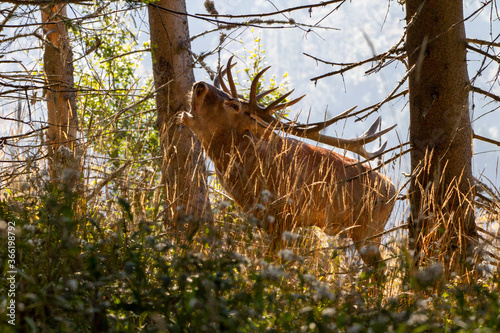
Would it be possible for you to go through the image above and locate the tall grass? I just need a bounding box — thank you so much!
[1,160,499,332]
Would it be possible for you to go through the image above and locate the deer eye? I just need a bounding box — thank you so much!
[225,100,240,112]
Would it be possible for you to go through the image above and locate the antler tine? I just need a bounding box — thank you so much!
[286,116,396,159]
[266,93,306,113]
[358,117,397,142]
[263,90,307,115]
[249,90,305,125]
[249,66,271,105]
[365,140,388,159]
[361,116,381,138]
[225,56,238,98]
[289,107,356,132]
[256,87,279,100]
[264,89,294,111]
[263,106,353,135]
[214,60,237,95]
[252,93,305,126]
[215,65,230,93]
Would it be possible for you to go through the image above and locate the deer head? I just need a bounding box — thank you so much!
[182,56,395,159]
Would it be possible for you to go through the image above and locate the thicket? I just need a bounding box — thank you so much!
[1,172,500,332]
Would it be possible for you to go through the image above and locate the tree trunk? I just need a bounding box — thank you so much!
[147,1,213,231]
[405,0,477,274]
[41,4,79,186]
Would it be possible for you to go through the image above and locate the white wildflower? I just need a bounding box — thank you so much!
[322,307,336,317]
[407,313,428,326]
[300,306,313,314]
[313,282,334,301]
[260,190,272,203]
[416,263,443,286]
[261,263,284,279]
[327,323,337,331]
[416,298,430,310]
[453,317,468,329]
[254,203,265,210]
[347,323,363,333]
[278,249,295,262]
[23,224,36,232]
[188,298,198,309]
[233,253,249,266]
[155,242,167,251]
[302,273,316,283]
[67,279,78,291]
[281,231,299,242]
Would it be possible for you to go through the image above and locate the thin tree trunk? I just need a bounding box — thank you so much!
[405,0,477,274]
[147,1,213,231]
[41,4,79,186]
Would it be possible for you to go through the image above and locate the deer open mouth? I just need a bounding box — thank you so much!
[180,110,193,121]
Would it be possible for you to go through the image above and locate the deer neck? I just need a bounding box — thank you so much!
[204,130,255,169]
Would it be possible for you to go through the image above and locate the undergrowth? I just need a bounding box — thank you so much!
[0,174,499,333]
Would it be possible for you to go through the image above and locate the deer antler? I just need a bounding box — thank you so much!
[214,56,238,98]
[216,60,396,159]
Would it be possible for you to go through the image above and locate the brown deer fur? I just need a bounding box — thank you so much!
[181,69,396,269]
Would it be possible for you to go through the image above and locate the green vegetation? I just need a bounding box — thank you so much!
[1,178,500,332]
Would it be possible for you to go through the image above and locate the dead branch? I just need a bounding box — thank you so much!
[472,86,500,103]
[150,3,332,30]
[468,38,500,48]
[467,44,500,64]
[474,133,500,147]
[306,49,405,82]
[195,0,345,19]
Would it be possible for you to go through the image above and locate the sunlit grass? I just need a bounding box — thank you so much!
[0,163,499,331]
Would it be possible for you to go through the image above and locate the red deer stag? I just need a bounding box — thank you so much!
[180,57,396,269]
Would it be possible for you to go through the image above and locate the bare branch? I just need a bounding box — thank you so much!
[0,127,48,142]
[474,133,500,147]
[100,48,151,63]
[0,4,18,34]
[357,65,414,121]
[472,86,500,102]
[195,0,345,18]
[150,3,330,30]
[468,38,500,48]
[467,44,500,64]
[306,48,404,82]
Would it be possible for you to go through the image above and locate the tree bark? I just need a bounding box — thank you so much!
[405,0,477,274]
[147,1,213,230]
[41,3,79,186]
